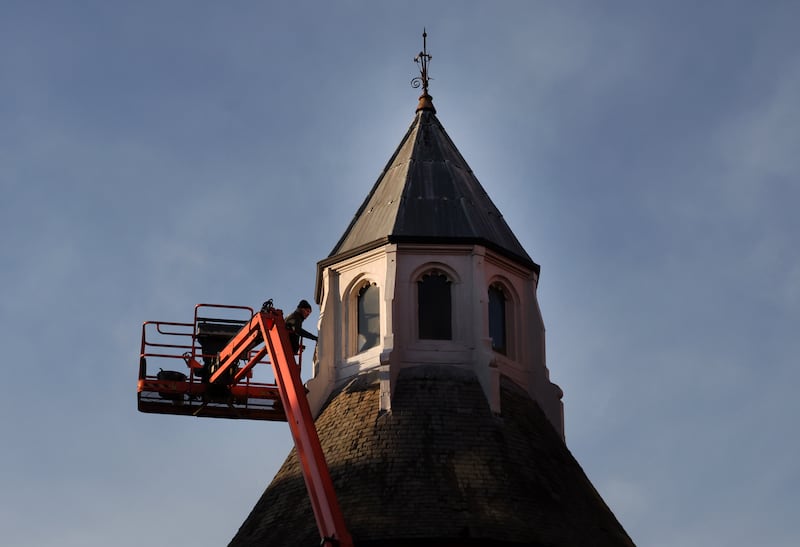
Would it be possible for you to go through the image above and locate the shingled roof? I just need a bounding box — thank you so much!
[323,106,538,274]
[228,366,634,547]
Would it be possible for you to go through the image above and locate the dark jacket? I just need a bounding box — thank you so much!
[284,309,318,354]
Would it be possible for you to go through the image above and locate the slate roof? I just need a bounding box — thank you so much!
[323,103,539,274]
[228,366,634,546]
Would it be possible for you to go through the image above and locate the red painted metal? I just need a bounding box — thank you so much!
[137,304,353,547]
[208,314,266,384]
[257,311,353,547]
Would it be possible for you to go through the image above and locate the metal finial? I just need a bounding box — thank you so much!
[411,28,432,96]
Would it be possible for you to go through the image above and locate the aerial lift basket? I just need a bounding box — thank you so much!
[137,302,353,547]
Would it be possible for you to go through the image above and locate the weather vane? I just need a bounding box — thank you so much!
[411,28,432,95]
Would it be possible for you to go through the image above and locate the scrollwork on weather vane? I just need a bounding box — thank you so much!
[411,29,432,95]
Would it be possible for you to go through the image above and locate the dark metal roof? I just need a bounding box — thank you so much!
[228,366,634,547]
[326,109,538,273]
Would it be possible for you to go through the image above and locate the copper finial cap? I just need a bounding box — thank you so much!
[416,93,436,113]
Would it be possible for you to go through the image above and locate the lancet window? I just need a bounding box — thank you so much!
[357,282,380,353]
[418,270,452,340]
[488,284,507,354]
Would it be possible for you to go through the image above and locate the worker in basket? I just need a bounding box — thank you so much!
[284,299,318,356]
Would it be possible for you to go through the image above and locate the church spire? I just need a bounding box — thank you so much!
[230,34,634,547]
[412,29,436,113]
[323,49,537,278]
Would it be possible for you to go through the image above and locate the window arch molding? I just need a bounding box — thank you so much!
[409,262,461,286]
[487,275,520,306]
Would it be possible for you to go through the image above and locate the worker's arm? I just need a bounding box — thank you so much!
[297,327,318,341]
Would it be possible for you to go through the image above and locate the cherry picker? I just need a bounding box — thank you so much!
[137,300,353,547]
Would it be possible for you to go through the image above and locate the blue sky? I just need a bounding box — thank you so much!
[2,2,798,545]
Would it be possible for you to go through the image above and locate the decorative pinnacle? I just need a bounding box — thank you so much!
[411,29,432,95]
[411,29,435,112]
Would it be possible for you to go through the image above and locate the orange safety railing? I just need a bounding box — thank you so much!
[136,303,352,547]
[137,304,283,421]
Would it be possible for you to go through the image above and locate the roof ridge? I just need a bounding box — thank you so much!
[323,109,537,271]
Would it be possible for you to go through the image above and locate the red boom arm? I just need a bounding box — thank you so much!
[204,309,353,547]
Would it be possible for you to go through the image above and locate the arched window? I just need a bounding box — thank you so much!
[357,283,380,352]
[418,271,452,340]
[488,284,507,354]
